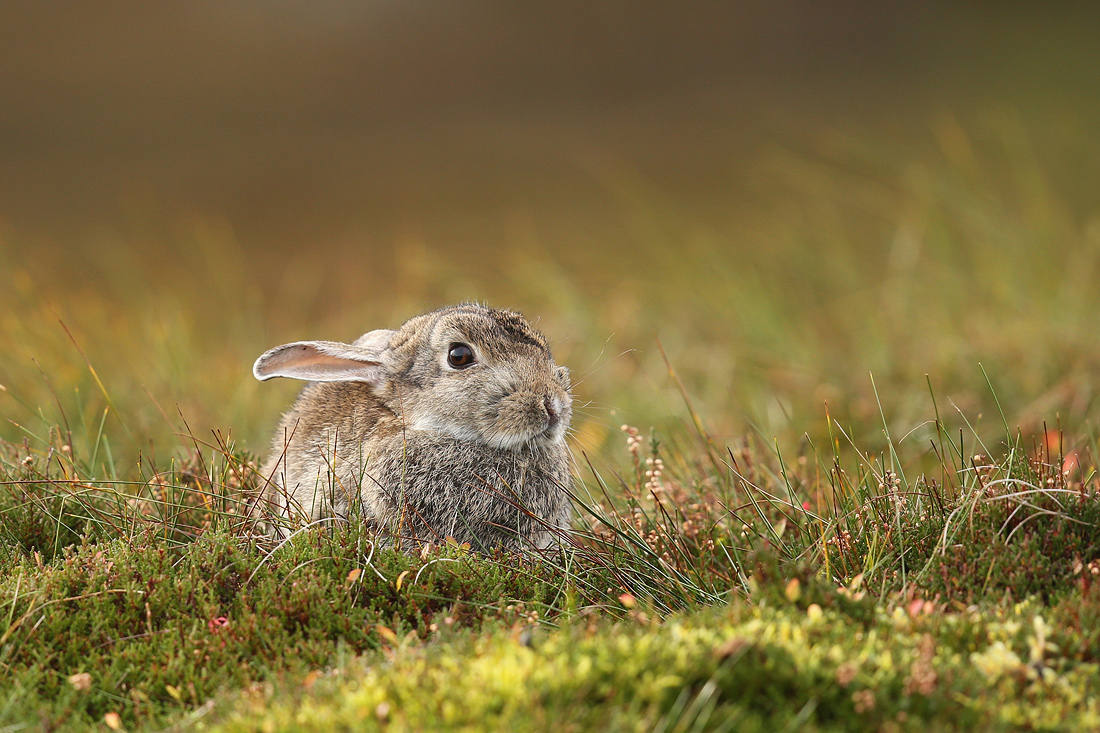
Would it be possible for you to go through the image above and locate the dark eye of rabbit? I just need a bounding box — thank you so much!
[447,343,476,369]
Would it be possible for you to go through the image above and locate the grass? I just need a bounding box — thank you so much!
[2,115,1100,730]
[2,409,1099,731]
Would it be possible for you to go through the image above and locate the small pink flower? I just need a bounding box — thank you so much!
[208,616,229,633]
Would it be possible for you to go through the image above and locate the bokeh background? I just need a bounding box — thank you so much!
[2,2,1099,469]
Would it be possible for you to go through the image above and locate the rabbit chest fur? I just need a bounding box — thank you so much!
[254,304,573,551]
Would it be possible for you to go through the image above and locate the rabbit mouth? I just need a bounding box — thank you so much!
[403,412,566,451]
[487,426,563,452]
[483,393,570,450]
[405,391,570,451]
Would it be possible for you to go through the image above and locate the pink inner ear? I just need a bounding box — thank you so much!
[290,353,375,373]
[256,344,382,381]
[281,353,380,379]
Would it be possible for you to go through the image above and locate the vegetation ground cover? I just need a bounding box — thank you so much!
[2,118,1100,730]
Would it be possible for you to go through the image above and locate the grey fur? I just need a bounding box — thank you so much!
[253,304,573,551]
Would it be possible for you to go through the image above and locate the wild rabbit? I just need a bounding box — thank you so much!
[252,303,573,551]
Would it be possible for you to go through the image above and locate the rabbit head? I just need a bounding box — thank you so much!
[254,304,572,451]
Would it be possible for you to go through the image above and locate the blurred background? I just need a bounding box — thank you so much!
[2,2,1099,469]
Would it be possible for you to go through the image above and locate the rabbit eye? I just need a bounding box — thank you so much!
[447,343,476,369]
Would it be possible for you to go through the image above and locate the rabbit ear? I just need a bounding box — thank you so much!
[253,340,386,383]
[352,329,395,351]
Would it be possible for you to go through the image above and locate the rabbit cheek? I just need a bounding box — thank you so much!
[405,383,479,440]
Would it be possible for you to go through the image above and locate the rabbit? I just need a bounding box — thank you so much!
[252,303,573,552]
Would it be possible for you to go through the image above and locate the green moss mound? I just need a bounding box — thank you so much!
[212,600,1100,732]
[0,525,565,730]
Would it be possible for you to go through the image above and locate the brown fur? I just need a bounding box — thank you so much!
[254,304,572,551]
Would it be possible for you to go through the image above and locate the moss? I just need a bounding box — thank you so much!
[0,526,566,731]
[210,600,1100,732]
[1050,580,1100,663]
[904,484,1100,604]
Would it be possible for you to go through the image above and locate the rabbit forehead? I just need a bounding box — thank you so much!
[429,307,551,359]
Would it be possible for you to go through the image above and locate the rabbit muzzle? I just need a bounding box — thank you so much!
[483,386,572,451]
